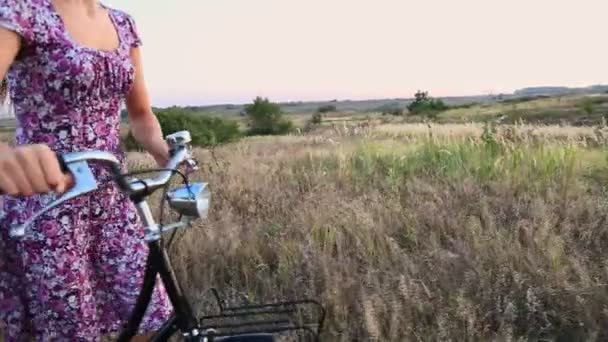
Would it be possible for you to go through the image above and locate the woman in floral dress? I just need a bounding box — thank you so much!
[0,0,173,340]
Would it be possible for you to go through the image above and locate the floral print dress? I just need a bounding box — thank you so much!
[0,0,172,340]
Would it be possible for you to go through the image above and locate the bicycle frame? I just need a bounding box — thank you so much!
[9,131,325,342]
[116,233,199,341]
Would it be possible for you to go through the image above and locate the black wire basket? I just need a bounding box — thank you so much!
[198,289,325,342]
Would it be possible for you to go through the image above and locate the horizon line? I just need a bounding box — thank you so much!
[150,82,608,108]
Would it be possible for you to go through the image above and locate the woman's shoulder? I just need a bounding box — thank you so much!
[0,0,52,42]
[0,0,48,20]
[0,0,45,11]
[101,3,142,47]
[102,4,138,32]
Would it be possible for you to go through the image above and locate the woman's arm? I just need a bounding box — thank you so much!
[125,46,170,166]
[0,27,71,195]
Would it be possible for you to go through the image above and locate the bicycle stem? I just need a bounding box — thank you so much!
[127,147,190,200]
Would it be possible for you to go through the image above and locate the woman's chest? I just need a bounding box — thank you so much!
[19,48,134,103]
[11,17,135,105]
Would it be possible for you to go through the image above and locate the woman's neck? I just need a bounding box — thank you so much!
[53,0,100,16]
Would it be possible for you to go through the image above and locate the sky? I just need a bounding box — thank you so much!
[110,0,608,107]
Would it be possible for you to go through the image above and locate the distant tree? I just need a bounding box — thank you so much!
[245,96,294,135]
[406,90,446,118]
[413,90,429,103]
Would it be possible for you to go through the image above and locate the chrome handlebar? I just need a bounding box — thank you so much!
[9,131,210,240]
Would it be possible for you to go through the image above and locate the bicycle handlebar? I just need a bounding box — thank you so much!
[126,147,192,199]
[7,131,200,239]
[57,145,191,196]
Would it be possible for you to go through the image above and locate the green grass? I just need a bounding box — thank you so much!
[294,135,605,193]
[436,94,608,125]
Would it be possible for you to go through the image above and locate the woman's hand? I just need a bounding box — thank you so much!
[0,144,72,196]
[148,136,170,167]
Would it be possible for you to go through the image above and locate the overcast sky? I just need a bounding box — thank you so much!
[111,0,608,106]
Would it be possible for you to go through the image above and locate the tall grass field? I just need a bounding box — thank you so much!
[117,122,608,341]
[3,99,608,340]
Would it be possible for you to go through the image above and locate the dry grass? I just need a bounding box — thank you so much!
[2,121,608,340]
[121,122,608,341]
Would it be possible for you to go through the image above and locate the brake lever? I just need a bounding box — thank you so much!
[9,160,99,238]
[184,157,199,175]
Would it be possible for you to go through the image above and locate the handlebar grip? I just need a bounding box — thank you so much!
[0,152,70,196]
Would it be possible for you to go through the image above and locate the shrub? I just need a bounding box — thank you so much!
[303,112,324,133]
[122,108,241,150]
[406,90,447,117]
[317,105,337,113]
[579,98,596,115]
[311,112,323,124]
[245,97,294,136]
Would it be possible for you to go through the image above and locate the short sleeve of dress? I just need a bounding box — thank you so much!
[122,13,142,48]
[0,0,35,42]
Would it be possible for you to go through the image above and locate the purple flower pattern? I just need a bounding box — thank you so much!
[0,0,172,340]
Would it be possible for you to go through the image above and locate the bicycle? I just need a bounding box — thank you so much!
[8,131,326,342]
